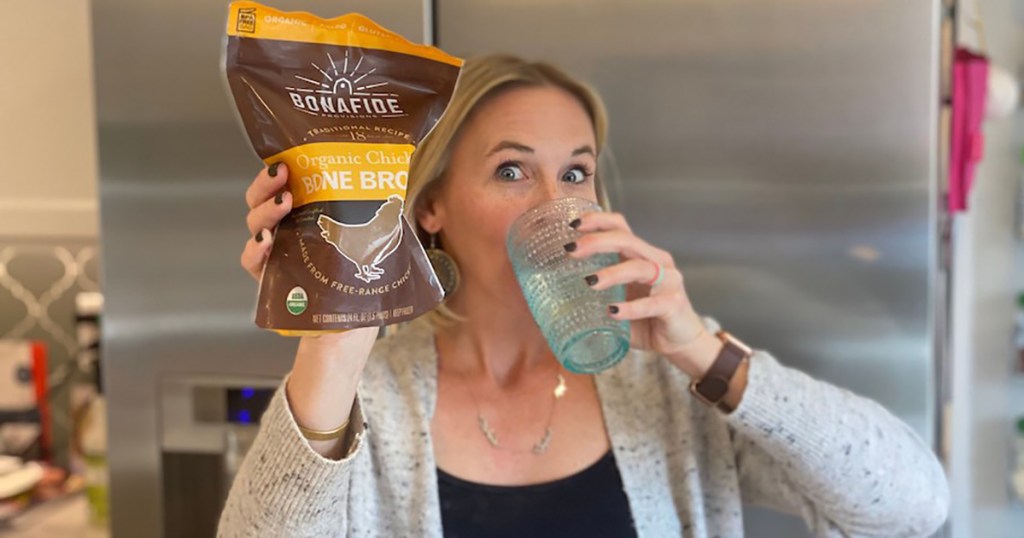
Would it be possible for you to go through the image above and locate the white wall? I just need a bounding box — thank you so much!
[0,0,98,238]
[951,1,1024,537]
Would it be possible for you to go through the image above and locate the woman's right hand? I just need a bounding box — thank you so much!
[241,163,293,281]
[240,163,377,459]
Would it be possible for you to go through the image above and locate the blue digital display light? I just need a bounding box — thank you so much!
[226,387,274,425]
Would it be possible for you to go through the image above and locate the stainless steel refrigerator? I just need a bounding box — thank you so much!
[94,0,946,536]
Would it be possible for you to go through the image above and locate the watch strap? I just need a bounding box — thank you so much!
[689,331,751,411]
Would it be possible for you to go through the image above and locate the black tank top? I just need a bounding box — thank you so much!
[437,450,638,538]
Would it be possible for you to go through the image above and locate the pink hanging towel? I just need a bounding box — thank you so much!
[949,48,989,212]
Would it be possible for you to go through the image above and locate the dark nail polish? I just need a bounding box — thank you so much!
[608,305,620,315]
[268,162,281,177]
[569,218,582,229]
[584,274,598,286]
[563,242,577,253]
[274,192,284,205]
[255,230,264,243]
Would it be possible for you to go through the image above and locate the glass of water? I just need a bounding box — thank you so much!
[506,197,631,374]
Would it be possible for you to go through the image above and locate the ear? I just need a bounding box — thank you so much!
[415,184,445,235]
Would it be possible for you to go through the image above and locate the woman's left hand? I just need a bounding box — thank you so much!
[566,211,714,377]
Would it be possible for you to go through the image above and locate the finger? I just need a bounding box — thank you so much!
[570,211,632,234]
[567,230,673,267]
[244,163,288,210]
[608,292,684,321]
[585,259,682,291]
[246,190,293,236]
[240,228,274,281]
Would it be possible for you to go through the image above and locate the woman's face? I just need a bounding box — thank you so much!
[419,85,599,304]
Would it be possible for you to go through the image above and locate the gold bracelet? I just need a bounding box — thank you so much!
[298,418,350,441]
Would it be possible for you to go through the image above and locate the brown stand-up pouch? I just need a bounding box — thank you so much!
[224,1,462,335]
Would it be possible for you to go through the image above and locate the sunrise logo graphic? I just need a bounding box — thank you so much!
[285,50,407,119]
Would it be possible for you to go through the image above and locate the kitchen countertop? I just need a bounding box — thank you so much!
[1,493,108,538]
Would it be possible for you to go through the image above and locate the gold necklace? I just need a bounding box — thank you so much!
[457,369,568,455]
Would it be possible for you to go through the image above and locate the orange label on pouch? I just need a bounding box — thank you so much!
[226,1,462,67]
[267,142,414,206]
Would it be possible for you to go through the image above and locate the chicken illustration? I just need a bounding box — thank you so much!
[317,195,405,283]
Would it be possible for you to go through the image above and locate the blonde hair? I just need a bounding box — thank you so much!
[405,54,612,326]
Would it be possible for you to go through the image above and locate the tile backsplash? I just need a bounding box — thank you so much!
[0,236,101,466]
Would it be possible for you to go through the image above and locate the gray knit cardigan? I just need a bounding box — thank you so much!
[218,317,949,537]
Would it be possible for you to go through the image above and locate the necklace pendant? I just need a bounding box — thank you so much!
[478,416,500,448]
[553,374,567,399]
[532,428,552,454]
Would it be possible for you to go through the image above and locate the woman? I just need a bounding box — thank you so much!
[220,55,949,537]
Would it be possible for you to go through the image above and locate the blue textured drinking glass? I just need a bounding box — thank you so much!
[507,197,631,374]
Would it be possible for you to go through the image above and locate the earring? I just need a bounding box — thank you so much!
[425,234,460,297]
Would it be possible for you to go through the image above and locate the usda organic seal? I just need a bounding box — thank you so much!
[286,286,308,315]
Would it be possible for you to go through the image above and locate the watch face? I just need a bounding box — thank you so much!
[698,376,730,402]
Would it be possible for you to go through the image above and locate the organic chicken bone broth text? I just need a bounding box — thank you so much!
[224,1,462,334]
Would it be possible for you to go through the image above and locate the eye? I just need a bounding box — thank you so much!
[496,162,525,182]
[562,166,592,184]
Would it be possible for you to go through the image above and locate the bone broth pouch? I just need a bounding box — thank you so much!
[224,1,462,334]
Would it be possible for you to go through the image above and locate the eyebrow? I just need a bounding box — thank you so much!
[486,140,595,158]
[571,145,595,157]
[487,140,534,156]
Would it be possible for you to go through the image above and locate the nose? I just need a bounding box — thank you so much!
[531,174,564,206]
